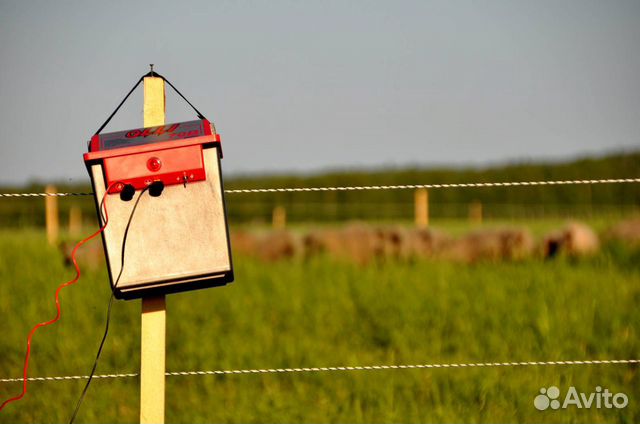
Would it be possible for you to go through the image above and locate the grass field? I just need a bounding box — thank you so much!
[0,226,639,423]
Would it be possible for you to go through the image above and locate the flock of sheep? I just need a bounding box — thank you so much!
[60,218,640,268]
[231,218,640,264]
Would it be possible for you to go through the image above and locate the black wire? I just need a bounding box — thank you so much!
[93,77,144,136]
[69,187,149,424]
[91,70,207,140]
[162,76,207,120]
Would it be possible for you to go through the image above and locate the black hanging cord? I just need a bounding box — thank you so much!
[93,69,207,136]
[93,76,144,136]
[162,76,206,121]
[68,187,149,424]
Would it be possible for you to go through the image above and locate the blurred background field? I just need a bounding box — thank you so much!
[0,152,639,423]
[0,226,639,423]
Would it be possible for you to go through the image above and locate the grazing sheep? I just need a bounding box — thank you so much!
[500,228,535,260]
[303,229,339,257]
[304,223,381,265]
[375,227,409,260]
[59,241,105,269]
[230,229,259,256]
[257,230,302,262]
[444,228,534,263]
[543,222,599,258]
[373,226,452,261]
[339,223,383,264]
[605,218,640,246]
[405,228,452,259]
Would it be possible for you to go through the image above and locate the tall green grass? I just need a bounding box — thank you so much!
[0,229,638,423]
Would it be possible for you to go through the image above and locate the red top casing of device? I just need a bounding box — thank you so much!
[83,119,221,193]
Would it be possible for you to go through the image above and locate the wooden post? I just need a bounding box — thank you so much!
[469,201,483,224]
[414,188,428,229]
[45,185,59,245]
[272,205,286,229]
[68,206,82,236]
[140,70,166,424]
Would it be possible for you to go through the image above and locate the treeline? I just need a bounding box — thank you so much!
[0,151,638,227]
[223,151,640,223]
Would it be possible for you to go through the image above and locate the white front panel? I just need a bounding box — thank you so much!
[91,147,231,291]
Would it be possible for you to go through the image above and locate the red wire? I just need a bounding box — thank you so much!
[0,185,116,412]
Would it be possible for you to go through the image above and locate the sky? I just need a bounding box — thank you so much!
[0,0,639,185]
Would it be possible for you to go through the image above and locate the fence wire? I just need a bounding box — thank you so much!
[1,178,639,387]
[1,358,638,384]
[0,177,639,197]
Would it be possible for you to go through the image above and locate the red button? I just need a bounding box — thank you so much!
[147,157,162,172]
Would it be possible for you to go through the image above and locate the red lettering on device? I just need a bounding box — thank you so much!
[125,124,180,138]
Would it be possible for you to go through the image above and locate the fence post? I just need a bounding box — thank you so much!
[68,206,82,236]
[272,205,286,229]
[469,201,483,224]
[45,185,59,245]
[414,188,429,228]
[140,71,166,424]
